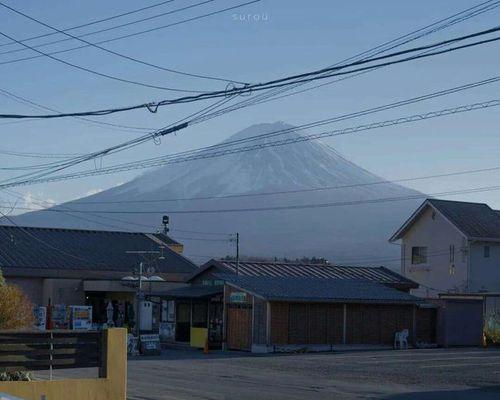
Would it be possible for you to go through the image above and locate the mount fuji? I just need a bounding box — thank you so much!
[12,122,423,267]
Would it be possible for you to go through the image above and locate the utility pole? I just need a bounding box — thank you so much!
[235,232,240,275]
[137,262,144,337]
[125,251,160,337]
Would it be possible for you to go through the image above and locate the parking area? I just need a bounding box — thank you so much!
[126,347,500,400]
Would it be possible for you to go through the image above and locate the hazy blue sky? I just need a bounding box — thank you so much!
[1,0,500,210]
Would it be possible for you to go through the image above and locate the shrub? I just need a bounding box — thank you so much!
[0,271,34,330]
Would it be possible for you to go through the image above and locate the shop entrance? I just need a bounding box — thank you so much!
[227,303,252,351]
[175,302,191,342]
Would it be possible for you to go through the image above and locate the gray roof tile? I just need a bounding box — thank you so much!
[0,225,197,274]
[220,274,422,304]
[190,259,418,289]
[428,199,500,239]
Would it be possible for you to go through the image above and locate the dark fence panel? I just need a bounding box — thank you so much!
[0,331,102,372]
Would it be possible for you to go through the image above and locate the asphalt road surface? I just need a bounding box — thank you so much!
[125,347,500,400]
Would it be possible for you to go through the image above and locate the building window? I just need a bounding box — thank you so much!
[449,244,455,263]
[484,245,490,258]
[412,246,428,265]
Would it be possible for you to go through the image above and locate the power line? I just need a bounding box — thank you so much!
[0,121,190,187]
[186,75,500,152]
[172,236,231,242]
[0,85,493,183]
[0,187,164,233]
[0,95,236,186]
[0,148,81,159]
[3,4,492,178]
[8,96,497,188]
[206,0,500,120]
[0,70,495,186]
[0,29,195,94]
[0,1,257,73]
[3,0,492,139]
[0,14,496,184]
[0,209,110,266]
[55,165,500,205]
[0,1,259,94]
[4,184,500,215]
[5,162,500,231]
[1,25,500,119]
[0,0,177,48]
[0,86,154,133]
[0,0,248,85]
[0,186,230,234]
[170,228,232,236]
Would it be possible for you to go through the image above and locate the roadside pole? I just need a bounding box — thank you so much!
[236,232,240,275]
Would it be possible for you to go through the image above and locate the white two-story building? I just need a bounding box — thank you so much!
[389,199,500,298]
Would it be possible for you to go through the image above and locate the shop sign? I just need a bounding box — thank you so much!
[202,279,225,286]
[229,292,247,303]
[140,334,161,355]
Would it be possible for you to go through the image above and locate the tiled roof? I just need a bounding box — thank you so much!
[427,199,500,239]
[0,225,197,274]
[190,259,417,289]
[220,274,422,304]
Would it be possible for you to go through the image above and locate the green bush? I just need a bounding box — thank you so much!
[0,269,33,330]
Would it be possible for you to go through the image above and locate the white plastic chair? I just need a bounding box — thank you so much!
[394,329,409,350]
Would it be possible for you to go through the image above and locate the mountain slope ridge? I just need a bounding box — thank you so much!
[12,122,422,267]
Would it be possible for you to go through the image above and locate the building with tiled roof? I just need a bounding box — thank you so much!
[390,198,500,297]
[0,224,196,328]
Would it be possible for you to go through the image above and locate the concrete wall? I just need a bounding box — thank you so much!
[5,277,85,306]
[5,277,44,304]
[401,206,468,297]
[469,241,500,292]
[42,278,85,305]
[0,328,127,400]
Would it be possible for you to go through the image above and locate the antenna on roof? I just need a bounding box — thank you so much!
[162,215,169,235]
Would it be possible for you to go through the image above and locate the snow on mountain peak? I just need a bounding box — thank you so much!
[116,121,383,196]
[13,121,423,266]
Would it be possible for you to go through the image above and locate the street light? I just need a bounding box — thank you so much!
[121,259,165,338]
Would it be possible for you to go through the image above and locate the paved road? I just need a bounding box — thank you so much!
[126,347,500,400]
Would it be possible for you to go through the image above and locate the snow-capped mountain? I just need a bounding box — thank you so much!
[13,122,423,267]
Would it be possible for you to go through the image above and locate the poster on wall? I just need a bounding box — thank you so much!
[161,300,175,322]
[33,306,46,331]
[159,322,175,341]
[70,306,93,330]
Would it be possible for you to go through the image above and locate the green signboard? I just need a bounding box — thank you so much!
[229,292,247,303]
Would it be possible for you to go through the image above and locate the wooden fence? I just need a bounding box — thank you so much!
[0,331,103,373]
